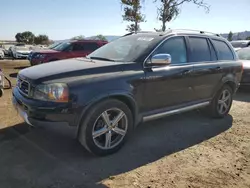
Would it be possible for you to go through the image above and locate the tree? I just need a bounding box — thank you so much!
[34,34,49,45]
[227,31,233,41]
[15,31,35,44]
[95,34,108,41]
[121,0,145,32]
[246,36,250,40]
[154,0,210,32]
[71,35,85,40]
[15,33,23,43]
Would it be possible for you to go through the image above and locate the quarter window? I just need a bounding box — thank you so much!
[153,37,187,64]
[189,37,211,62]
[212,39,234,60]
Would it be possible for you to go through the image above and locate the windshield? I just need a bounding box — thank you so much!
[53,42,71,51]
[237,48,250,60]
[87,34,157,62]
[16,46,29,51]
[48,42,61,49]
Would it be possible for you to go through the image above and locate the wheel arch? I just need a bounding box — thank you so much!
[76,91,138,136]
[213,75,238,98]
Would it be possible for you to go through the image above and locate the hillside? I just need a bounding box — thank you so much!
[221,31,250,40]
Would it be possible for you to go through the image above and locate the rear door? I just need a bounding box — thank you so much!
[188,36,223,100]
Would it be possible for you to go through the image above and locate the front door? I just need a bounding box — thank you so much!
[142,36,195,113]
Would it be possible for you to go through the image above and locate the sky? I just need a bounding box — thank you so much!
[0,0,249,40]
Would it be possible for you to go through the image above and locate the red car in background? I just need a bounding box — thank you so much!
[29,40,108,66]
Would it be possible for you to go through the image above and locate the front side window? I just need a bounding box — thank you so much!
[72,43,85,51]
[189,37,211,62]
[153,37,187,64]
[84,43,99,51]
[212,39,234,60]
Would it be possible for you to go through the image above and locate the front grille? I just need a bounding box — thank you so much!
[17,76,30,96]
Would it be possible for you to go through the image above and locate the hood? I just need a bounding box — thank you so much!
[16,50,31,53]
[38,49,58,54]
[241,60,250,69]
[19,58,131,83]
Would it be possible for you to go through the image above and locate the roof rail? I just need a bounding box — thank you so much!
[167,29,222,37]
[122,31,154,37]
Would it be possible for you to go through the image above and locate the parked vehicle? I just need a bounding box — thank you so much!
[8,46,14,57]
[29,40,107,66]
[12,29,242,156]
[231,40,250,51]
[0,49,4,59]
[236,47,250,86]
[0,69,3,97]
[0,69,12,97]
[28,42,62,61]
[12,46,32,59]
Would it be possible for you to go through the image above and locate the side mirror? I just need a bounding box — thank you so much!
[151,54,171,66]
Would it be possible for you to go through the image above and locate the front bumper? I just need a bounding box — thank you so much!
[240,69,250,86]
[29,58,45,66]
[12,87,77,127]
[15,53,29,58]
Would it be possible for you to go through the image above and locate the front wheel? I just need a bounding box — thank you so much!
[78,99,133,156]
[207,85,233,118]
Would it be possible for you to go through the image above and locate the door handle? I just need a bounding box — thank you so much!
[215,67,222,71]
[182,70,193,75]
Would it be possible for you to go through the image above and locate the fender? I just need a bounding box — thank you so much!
[75,90,139,131]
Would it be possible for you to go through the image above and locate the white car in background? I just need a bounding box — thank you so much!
[0,49,4,59]
[12,46,32,59]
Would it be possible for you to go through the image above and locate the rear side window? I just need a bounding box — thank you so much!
[189,37,211,62]
[153,36,187,64]
[212,39,234,60]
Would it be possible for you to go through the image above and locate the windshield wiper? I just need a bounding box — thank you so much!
[89,56,115,62]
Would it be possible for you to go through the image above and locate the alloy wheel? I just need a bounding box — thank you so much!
[217,89,232,115]
[92,108,128,150]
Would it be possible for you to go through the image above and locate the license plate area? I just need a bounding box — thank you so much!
[12,97,32,126]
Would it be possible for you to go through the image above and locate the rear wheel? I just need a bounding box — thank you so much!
[78,99,133,156]
[207,85,233,118]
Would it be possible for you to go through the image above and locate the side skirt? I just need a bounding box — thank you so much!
[142,101,210,122]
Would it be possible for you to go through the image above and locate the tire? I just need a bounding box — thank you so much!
[78,99,133,156]
[207,85,233,118]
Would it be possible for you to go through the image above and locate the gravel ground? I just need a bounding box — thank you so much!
[0,60,249,188]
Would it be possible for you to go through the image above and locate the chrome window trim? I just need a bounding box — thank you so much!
[143,34,228,69]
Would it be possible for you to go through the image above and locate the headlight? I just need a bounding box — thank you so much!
[33,83,69,102]
[35,54,46,59]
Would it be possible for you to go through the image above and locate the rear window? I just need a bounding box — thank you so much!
[212,40,234,60]
[189,37,211,62]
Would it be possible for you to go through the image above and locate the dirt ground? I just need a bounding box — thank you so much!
[0,60,249,188]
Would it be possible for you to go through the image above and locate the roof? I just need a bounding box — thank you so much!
[70,39,108,43]
[123,29,223,39]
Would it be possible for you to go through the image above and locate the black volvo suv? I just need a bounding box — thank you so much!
[12,29,242,156]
